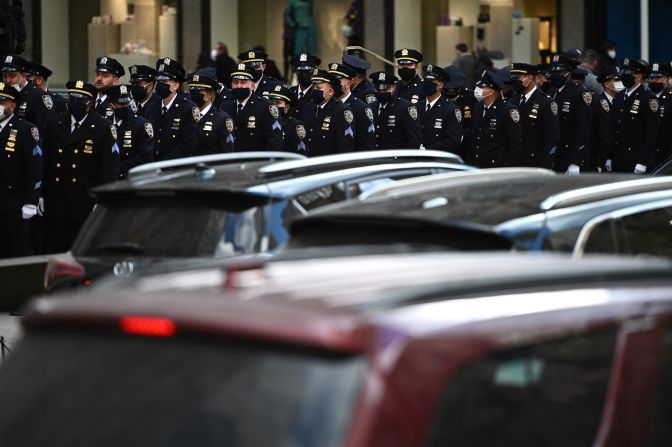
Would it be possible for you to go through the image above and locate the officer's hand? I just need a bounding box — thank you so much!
[605,159,612,172]
[15,42,25,55]
[634,164,647,175]
[37,197,44,216]
[22,204,37,220]
[566,164,580,175]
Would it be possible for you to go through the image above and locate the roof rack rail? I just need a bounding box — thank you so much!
[128,152,306,179]
[257,149,464,177]
[540,177,672,211]
[361,168,555,200]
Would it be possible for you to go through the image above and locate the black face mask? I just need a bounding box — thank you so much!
[297,71,313,87]
[155,82,172,99]
[550,73,568,88]
[422,79,438,96]
[511,79,528,94]
[131,84,149,102]
[231,87,251,101]
[251,69,263,82]
[648,82,666,94]
[190,90,206,107]
[540,80,552,94]
[442,87,461,99]
[67,101,89,121]
[398,67,416,82]
[113,106,133,121]
[621,73,637,88]
[277,107,287,117]
[310,88,325,105]
[375,92,393,103]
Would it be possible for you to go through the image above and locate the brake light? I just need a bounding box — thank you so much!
[120,316,176,337]
[44,256,85,290]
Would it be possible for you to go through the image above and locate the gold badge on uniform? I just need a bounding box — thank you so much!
[192,106,201,122]
[296,125,306,139]
[344,110,354,124]
[248,116,256,129]
[408,106,418,120]
[582,92,592,106]
[600,99,610,113]
[31,127,39,142]
[225,118,234,133]
[84,138,93,153]
[650,99,659,113]
[550,102,558,116]
[510,109,520,123]
[269,105,279,119]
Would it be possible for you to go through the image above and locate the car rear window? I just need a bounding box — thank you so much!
[425,329,617,446]
[0,331,364,447]
[73,198,265,258]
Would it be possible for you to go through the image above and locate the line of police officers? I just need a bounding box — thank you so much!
[2,48,672,259]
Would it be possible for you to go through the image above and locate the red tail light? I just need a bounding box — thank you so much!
[44,255,86,291]
[120,316,176,337]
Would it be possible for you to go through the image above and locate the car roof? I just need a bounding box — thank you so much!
[308,173,667,226]
[23,253,672,353]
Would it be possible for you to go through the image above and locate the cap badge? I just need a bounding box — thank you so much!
[653,63,659,71]
[313,68,319,75]
[274,85,281,91]
[624,58,629,65]
[402,49,409,56]
[427,64,433,71]
[300,54,307,62]
[131,66,137,75]
[76,80,84,88]
[120,85,127,94]
[193,74,199,82]
[379,72,385,81]
[4,56,11,63]
[164,58,171,65]
[159,64,165,72]
[101,57,108,64]
[249,51,255,59]
[238,63,246,70]
[0,83,4,89]
[331,64,337,70]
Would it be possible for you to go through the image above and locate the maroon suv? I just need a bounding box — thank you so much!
[0,253,671,446]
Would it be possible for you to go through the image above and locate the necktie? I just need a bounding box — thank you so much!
[426,102,431,112]
[237,102,243,115]
[72,121,79,133]
[162,106,168,115]
[520,96,526,107]
[298,91,303,100]
[378,104,385,117]
[95,99,102,109]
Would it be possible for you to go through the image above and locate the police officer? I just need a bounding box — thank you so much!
[1,55,54,130]
[443,65,476,159]
[589,67,619,172]
[420,64,462,152]
[303,69,354,156]
[289,52,321,120]
[536,63,553,96]
[24,60,67,113]
[369,71,421,149]
[237,49,282,99]
[269,84,308,155]
[188,68,235,155]
[145,57,200,160]
[41,80,120,253]
[343,54,377,106]
[508,63,559,169]
[549,54,593,174]
[93,56,125,121]
[395,48,425,105]
[647,63,672,169]
[106,84,154,178]
[220,63,284,151]
[129,64,159,119]
[0,82,42,258]
[329,62,376,151]
[469,70,522,168]
[610,58,659,174]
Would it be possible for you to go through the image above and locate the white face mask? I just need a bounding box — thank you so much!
[607,50,616,59]
[613,80,625,92]
[210,49,218,61]
[473,86,490,102]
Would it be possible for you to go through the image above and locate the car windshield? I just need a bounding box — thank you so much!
[0,331,364,447]
[72,197,266,258]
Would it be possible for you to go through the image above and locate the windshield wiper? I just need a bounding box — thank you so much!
[91,243,145,255]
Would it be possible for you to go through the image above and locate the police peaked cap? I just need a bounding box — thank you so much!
[328,63,356,80]
[156,57,186,82]
[268,84,295,103]
[0,82,18,101]
[597,66,620,84]
[342,54,370,73]
[230,63,255,81]
[238,49,268,63]
[106,84,133,105]
[476,70,504,90]
[394,48,423,64]
[24,60,53,79]
[95,56,125,77]
[496,66,512,85]
[536,63,552,77]
[562,48,582,62]
[442,66,466,89]
[291,53,321,70]
[66,80,97,99]
[1,55,27,73]
[550,54,578,72]
[510,63,538,76]
[369,71,399,86]
[129,65,158,83]
[189,68,219,91]
[423,64,450,82]
[621,58,649,75]
[571,67,589,80]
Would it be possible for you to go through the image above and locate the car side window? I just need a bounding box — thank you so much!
[620,207,672,257]
[425,330,617,447]
[647,322,672,446]
[583,220,619,255]
[344,169,434,199]
[294,183,347,211]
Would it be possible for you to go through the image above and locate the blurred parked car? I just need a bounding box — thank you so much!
[1,252,671,446]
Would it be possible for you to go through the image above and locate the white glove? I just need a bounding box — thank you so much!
[37,197,44,216]
[634,164,647,174]
[605,159,612,172]
[566,164,580,175]
[597,167,602,173]
[21,204,37,220]
[419,144,426,150]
